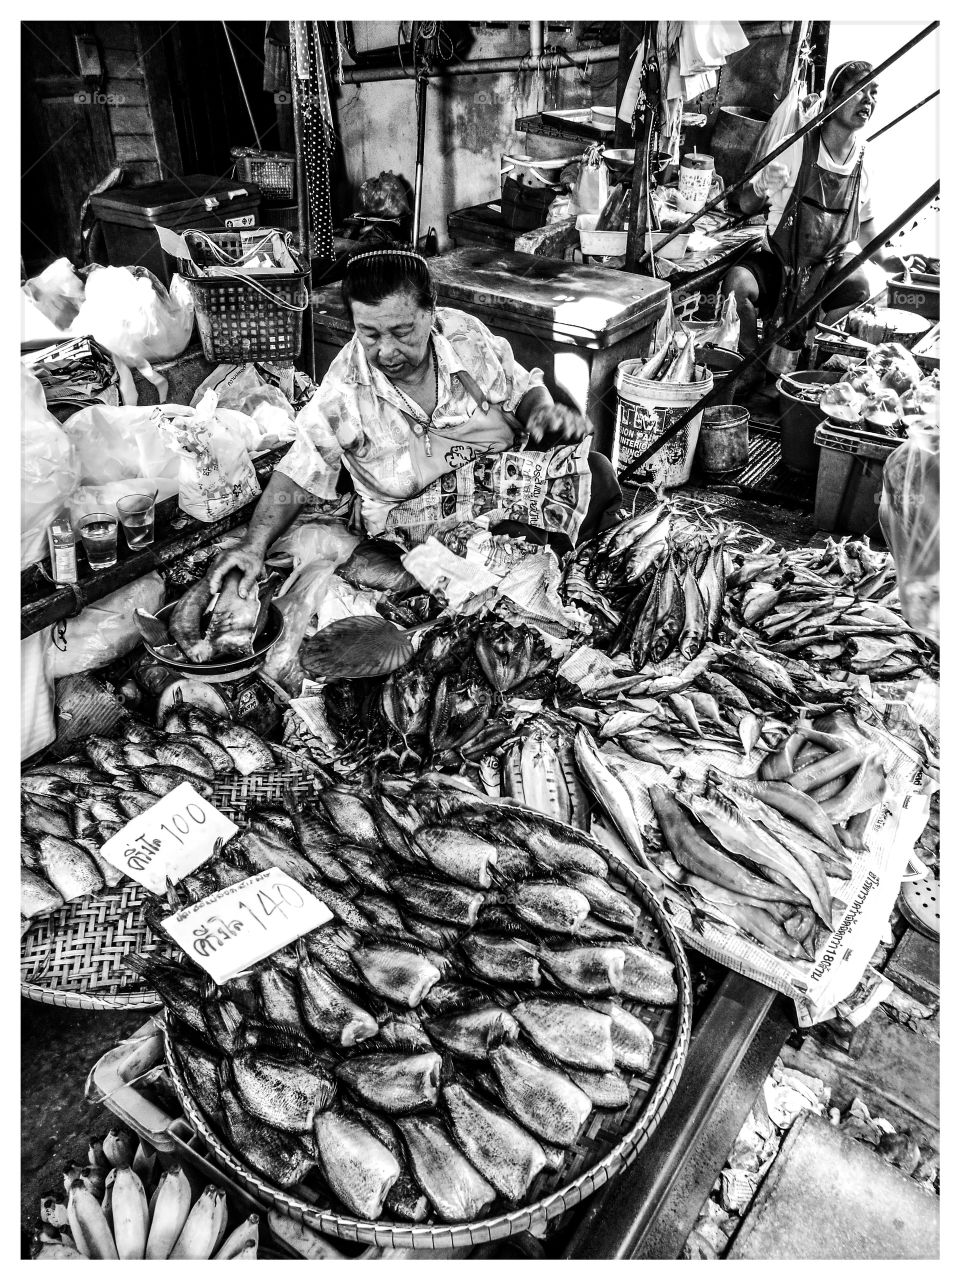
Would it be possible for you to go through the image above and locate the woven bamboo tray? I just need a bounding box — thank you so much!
[20,883,164,1010]
[20,755,321,1010]
[162,818,693,1251]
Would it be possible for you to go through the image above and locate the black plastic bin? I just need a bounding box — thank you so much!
[90,175,262,286]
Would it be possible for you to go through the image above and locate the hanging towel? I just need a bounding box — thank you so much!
[679,22,748,76]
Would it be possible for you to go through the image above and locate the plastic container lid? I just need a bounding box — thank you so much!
[91,175,261,224]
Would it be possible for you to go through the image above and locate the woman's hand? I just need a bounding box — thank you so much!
[207,543,265,600]
[524,402,591,446]
[760,160,790,194]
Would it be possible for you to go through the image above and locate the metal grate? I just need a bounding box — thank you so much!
[693,424,817,508]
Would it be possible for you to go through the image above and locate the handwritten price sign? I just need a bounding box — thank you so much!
[161,867,334,985]
[98,783,238,894]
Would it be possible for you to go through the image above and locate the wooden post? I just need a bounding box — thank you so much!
[624,25,654,275]
[613,22,645,148]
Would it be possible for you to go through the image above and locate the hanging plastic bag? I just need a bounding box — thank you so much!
[45,572,165,679]
[569,145,609,217]
[21,257,86,341]
[691,292,741,352]
[155,390,261,522]
[73,265,195,406]
[750,81,822,171]
[879,423,939,643]
[21,364,80,569]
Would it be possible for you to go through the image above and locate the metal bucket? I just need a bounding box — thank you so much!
[697,405,750,473]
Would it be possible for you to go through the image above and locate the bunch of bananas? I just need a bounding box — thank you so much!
[500,716,590,830]
[33,1126,259,1261]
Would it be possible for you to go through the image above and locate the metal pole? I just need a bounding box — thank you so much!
[635,21,939,267]
[868,90,938,143]
[412,71,428,248]
[616,179,940,488]
[339,43,619,84]
[222,21,262,148]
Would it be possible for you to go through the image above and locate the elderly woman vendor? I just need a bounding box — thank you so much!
[208,244,622,598]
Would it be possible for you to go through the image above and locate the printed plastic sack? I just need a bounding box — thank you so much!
[45,572,165,679]
[21,257,86,341]
[189,364,297,451]
[73,265,195,406]
[61,402,180,527]
[22,632,56,761]
[155,390,261,523]
[21,364,80,569]
[879,423,939,643]
[264,522,360,694]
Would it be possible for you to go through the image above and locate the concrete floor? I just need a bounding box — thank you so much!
[20,1000,146,1249]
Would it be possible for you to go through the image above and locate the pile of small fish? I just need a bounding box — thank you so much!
[131,779,678,1225]
[21,708,278,928]
[727,535,936,687]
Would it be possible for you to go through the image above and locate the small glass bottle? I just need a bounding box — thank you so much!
[47,512,79,585]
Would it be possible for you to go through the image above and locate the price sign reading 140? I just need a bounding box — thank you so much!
[161,867,334,985]
[98,782,238,894]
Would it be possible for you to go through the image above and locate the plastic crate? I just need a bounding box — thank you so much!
[231,148,296,201]
[886,272,939,321]
[812,422,897,538]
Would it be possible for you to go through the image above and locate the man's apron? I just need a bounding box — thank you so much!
[768,128,864,352]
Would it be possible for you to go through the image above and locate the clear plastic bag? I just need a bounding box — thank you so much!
[21,257,86,340]
[45,572,165,679]
[21,364,80,569]
[73,265,195,405]
[879,422,939,643]
[189,364,297,450]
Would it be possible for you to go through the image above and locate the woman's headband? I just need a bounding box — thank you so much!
[825,60,874,102]
[346,248,428,268]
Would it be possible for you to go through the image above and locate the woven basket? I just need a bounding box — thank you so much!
[177,229,310,363]
[163,820,693,1250]
[21,883,163,1010]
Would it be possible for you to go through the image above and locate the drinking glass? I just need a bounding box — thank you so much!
[117,491,157,550]
[79,513,119,571]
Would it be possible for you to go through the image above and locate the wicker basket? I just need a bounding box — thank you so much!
[163,821,693,1251]
[178,228,310,363]
[21,883,163,1010]
[231,148,297,201]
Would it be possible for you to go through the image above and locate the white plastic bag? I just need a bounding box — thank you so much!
[61,402,180,527]
[750,82,822,171]
[189,364,297,451]
[21,632,56,760]
[21,364,80,569]
[45,572,165,679]
[155,390,261,523]
[21,257,86,341]
[879,423,939,643]
[73,265,195,406]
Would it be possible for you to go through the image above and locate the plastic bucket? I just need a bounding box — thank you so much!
[697,405,750,473]
[614,366,714,487]
[775,369,845,474]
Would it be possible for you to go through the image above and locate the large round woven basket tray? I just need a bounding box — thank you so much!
[21,883,163,1011]
[163,817,693,1251]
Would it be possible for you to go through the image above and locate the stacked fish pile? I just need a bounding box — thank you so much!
[21,709,278,929]
[33,1125,260,1260]
[727,535,935,687]
[131,780,679,1225]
